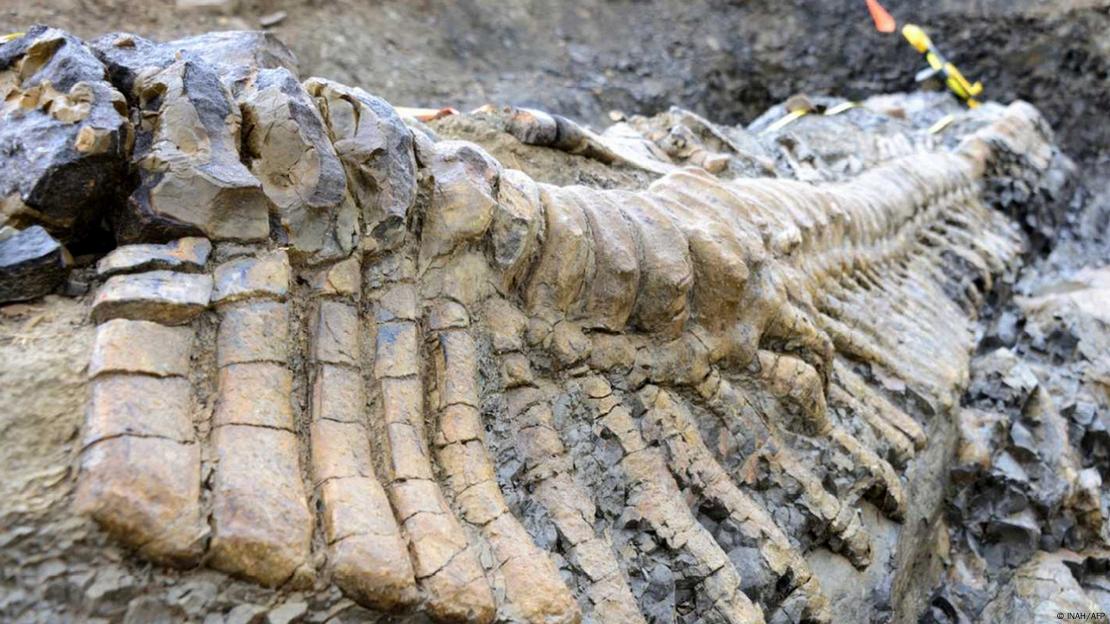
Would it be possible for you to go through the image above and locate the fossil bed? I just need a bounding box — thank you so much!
[0,2,1108,624]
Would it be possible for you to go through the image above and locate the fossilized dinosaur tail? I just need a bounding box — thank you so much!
[33,20,1059,622]
[72,95,1053,622]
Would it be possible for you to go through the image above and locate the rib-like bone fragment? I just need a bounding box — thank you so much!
[307,261,418,611]
[92,270,212,325]
[367,266,496,623]
[699,374,874,567]
[77,259,205,565]
[208,250,313,587]
[579,375,766,624]
[637,384,831,623]
[429,316,580,623]
[504,386,646,624]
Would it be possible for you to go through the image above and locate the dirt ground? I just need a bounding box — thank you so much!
[2,0,1107,160]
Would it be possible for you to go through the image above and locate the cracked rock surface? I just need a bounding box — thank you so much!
[0,25,131,241]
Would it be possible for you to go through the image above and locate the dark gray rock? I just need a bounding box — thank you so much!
[265,601,307,624]
[90,30,298,96]
[89,33,273,244]
[63,271,91,297]
[728,544,773,603]
[0,226,69,303]
[983,509,1043,567]
[225,603,267,624]
[0,26,131,241]
[86,31,312,245]
[1009,421,1039,461]
[122,596,187,624]
[170,31,298,80]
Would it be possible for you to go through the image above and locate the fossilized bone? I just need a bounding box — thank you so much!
[12,22,1055,624]
[73,95,1052,624]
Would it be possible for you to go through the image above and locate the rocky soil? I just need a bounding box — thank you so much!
[2,1,1105,155]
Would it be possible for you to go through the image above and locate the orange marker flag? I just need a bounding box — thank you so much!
[866,0,897,33]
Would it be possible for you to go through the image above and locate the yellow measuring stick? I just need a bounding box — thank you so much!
[761,109,808,135]
[902,24,983,108]
[824,101,861,116]
[761,100,863,135]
